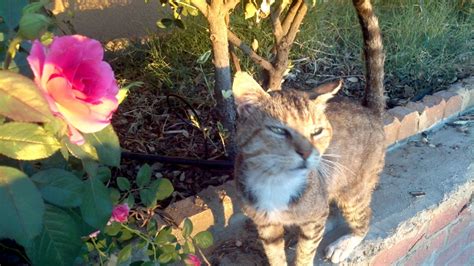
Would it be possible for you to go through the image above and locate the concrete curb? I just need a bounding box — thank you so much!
[152,77,474,262]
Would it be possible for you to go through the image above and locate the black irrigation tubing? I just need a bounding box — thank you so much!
[121,151,234,169]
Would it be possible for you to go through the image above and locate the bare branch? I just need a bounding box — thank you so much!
[282,0,302,35]
[270,3,285,43]
[285,2,308,44]
[227,30,274,72]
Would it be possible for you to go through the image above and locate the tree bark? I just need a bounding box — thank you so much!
[207,5,236,157]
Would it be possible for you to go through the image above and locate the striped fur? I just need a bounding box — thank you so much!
[233,0,385,265]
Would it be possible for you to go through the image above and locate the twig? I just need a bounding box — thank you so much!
[227,30,274,72]
[282,0,302,35]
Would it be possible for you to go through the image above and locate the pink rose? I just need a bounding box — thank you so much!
[27,35,119,145]
[88,230,100,238]
[184,254,201,266]
[111,203,130,223]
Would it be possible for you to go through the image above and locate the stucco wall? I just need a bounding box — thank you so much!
[51,0,168,41]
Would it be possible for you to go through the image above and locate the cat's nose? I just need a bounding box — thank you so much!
[296,148,312,160]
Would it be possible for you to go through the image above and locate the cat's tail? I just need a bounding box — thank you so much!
[352,0,385,115]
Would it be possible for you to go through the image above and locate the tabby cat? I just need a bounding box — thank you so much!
[232,0,385,265]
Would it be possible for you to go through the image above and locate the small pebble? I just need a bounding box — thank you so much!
[155,172,163,178]
[235,240,242,247]
[428,144,436,148]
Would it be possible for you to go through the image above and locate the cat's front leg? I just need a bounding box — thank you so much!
[295,218,327,266]
[257,223,287,266]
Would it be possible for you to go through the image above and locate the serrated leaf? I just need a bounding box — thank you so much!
[31,168,83,207]
[0,166,44,247]
[183,240,195,254]
[84,125,121,167]
[0,70,53,122]
[136,164,151,188]
[117,176,131,191]
[117,244,133,263]
[182,218,193,238]
[64,138,98,161]
[126,194,135,208]
[80,177,113,229]
[27,204,83,266]
[155,226,174,245]
[0,122,61,160]
[193,231,213,249]
[151,178,174,201]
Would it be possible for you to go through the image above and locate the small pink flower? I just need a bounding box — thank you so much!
[184,254,201,266]
[27,35,119,145]
[110,203,130,223]
[88,230,100,238]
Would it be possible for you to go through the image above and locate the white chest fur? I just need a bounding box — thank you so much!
[244,169,308,212]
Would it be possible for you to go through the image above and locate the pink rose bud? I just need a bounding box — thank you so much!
[111,203,130,223]
[184,254,201,266]
[88,230,100,238]
[27,35,119,145]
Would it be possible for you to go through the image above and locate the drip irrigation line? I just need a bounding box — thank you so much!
[121,151,234,169]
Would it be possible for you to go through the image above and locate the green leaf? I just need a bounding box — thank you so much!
[152,178,174,201]
[193,231,213,249]
[0,166,44,247]
[158,252,174,264]
[117,81,143,104]
[104,221,121,236]
[31,168,83,207]
[155,226,175,245]
[183,240,195,254]
[136,164,151,188]
[0,122,61,160]
[97,166,112,183]
[196,50,211,65]
[27,204,83,266]
[117,176,131,191]
[139,188,155,208]
[18,13,51,40]
[84,125,121,167]
[126,194,135,208]
[117,244,133,263]
[0,70,53,122]
[64,137,98,162]
[80,177,113,229]
[109,187,120,204]
[174,19,185,29]
[157,18,173,28]
[182,218,193,238]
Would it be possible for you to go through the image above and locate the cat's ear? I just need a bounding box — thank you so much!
[308,79,342,104]
[232,71,269,115]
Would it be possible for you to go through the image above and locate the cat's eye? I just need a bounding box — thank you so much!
[310,127,323,138]
[267,126,288,136]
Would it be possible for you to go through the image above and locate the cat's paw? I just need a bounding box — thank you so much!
[324,234,363,264]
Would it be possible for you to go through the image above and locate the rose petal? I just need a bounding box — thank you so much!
[26,40,46,80]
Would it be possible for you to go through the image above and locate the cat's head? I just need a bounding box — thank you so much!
[232,72,341,174]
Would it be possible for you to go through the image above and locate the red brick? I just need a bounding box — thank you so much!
[371,231,426,266]
[447,244,474,266]
[433,91,463,118]
[406,101,432,131]
[435,234,468,266]
[421,95,446,126]
[427,201,468,236]
[387,106,419,141]
[383,113,401,147]
[405,230,447,266]
[447,215,471,244]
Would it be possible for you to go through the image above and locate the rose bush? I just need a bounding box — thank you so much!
[27,35,119,144]
[111,203,130,223]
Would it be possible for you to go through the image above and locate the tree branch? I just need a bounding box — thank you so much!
[285,2,308,44]
[227,30,274,72]
[270,3,285,43]
[282,0,302,35]
[190,0,209,16]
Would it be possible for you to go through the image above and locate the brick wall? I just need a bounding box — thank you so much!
[371,197,473,265]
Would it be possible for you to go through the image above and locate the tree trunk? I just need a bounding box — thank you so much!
[207,9,236,157]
